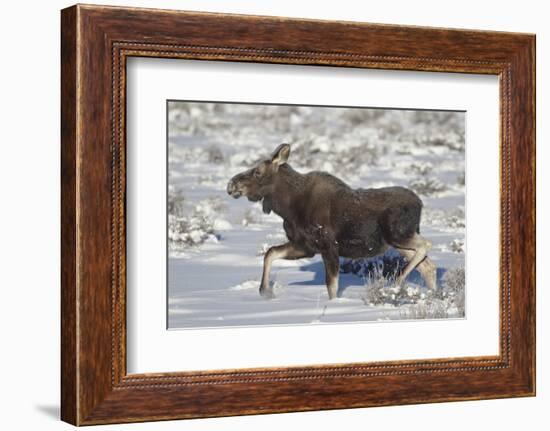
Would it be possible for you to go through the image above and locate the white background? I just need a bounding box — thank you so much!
[0,0,547,430]
[127,59,499,373]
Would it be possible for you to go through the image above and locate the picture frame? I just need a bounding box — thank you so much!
[60,4,535,425]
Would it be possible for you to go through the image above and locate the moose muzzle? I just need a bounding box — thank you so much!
[226,180,242,198]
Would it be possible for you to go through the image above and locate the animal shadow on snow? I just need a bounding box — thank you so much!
[289,252,447,298]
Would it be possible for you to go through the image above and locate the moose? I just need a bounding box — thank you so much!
[227,144,436,299]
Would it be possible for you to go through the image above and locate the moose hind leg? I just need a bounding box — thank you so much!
[260,242,312,298]
[395,247,437,292]
[392,233,432,288]
[321,248,340,300]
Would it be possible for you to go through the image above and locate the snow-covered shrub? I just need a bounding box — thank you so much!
[446,215,466,229]
[363,277,422,307]
[288,135,381,177]
[422,207,465,231]
[229,146,269,168]
[206,145,225,164]
[362,271,391,306]
[168,186,185,216]
[361,265,465,319]
[197,173,227,188]
[353,252,464,319]
[341,108,385,126]
[409,161,434,176]
[449,239,465,253]
[194,196,227,215]
[414,132,465,152]
[339,143,380,168]
[350,251,425,307]
[168,213,217,249]
[168,196,228,251]
[364,280,425,307]
[438,267,466,316]
[408,177,448,196]
[400,298,449,320]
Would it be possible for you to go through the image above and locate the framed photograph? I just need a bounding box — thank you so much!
[61,4,535,425]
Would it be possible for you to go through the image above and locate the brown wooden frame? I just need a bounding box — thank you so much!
[61,4,535,426]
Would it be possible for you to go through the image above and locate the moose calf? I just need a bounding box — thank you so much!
[227,144,436,299]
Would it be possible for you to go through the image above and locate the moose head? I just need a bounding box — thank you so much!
[226,144,291,205]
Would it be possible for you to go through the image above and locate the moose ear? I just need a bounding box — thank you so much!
[271,143,291,166]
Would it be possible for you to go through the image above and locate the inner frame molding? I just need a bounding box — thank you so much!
[61,4,534,425]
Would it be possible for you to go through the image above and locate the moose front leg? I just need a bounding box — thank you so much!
[321,248,340,299]
[260,242,313,298]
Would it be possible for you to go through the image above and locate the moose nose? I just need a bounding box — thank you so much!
[226,180,235,195]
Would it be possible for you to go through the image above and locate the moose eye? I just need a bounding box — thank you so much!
[253,169,262,178]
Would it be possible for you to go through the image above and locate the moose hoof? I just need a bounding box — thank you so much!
[395,278,410,294]
[327,291,337,300]
[259,287,275,299]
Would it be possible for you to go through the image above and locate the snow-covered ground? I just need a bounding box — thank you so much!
[168,102,466,329]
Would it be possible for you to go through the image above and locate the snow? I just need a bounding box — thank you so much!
[167,103,466,329]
